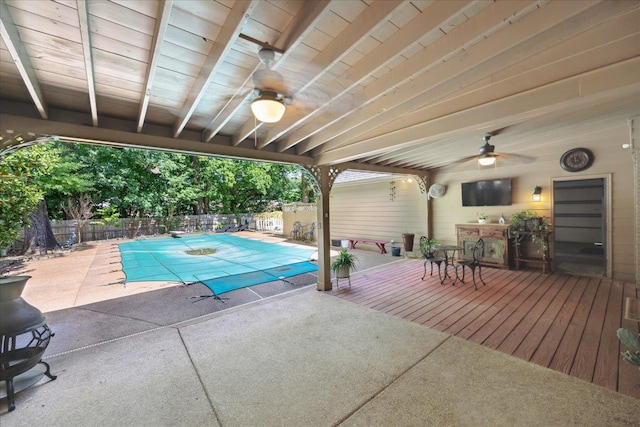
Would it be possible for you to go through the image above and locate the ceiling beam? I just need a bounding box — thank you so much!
[307,0,607,157]
[172,0,259,138]
[0,113,315,166]
[259,0,413,149]
[337,161,425,176]
[76,0,98,127]
[330,1,640,157]
[363,13,640,167]
[290,0,536,155]
[372,38,640,165]
[137,0,173,133]
[316,58,640,165]
[0,0,48,119]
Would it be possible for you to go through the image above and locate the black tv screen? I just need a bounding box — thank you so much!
[461,179,512,206]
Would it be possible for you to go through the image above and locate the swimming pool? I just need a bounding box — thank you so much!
[118,234,317,296]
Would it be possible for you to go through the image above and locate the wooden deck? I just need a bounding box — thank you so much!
[328,259,640,400]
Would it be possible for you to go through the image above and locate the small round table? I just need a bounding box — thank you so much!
[433,245,463,282]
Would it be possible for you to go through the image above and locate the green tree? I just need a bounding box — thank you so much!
[0,144,57,251]
[34,143,309,222]
[42,141,95,219]
[199,159,303,214]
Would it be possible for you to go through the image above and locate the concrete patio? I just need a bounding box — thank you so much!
[1,236,639,426]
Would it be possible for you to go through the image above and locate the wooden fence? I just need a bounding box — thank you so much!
[9,213,282,253]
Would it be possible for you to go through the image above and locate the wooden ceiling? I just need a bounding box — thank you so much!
[1,0,639,174]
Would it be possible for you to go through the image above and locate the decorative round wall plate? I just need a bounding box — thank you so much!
[560,148,593,172]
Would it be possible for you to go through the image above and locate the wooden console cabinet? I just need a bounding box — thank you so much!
[455,223,511,269]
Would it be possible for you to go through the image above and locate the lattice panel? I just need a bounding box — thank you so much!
[301,165,344,194]
[413,175,428,195]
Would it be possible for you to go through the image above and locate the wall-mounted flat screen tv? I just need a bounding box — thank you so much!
[461,178,512,206]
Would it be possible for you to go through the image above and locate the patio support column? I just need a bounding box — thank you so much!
[629,116,639,286]
[316,166,332,291]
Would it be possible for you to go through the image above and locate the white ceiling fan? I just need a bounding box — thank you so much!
[249,48,293,123]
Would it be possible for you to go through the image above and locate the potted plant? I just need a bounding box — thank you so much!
[617,328,640,370]
[419,237,437,258]
[509,209,550,249]
[330,249,358,279]
[478,213,488,224]
[509,210,549,233]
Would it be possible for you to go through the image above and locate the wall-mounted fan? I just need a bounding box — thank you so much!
[427,183,446,200]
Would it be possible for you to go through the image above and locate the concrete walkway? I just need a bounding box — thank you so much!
[1,236,639,425]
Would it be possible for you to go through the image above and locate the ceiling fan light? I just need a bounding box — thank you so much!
[251,94,285,123]
[478,156,495,166]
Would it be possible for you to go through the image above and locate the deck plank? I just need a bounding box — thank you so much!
[512,274,577,361]
[328,261,640,399]
[435,269,516,332]
[593,280,624,391]
[465,273,549,345]
[442,270,526,336]
[494,274,568,355]
[453,271,538,340]
[549,277,600,374]
[571,278,610,382]
[529,275,589,367]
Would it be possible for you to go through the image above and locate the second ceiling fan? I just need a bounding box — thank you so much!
[455,134,535,167]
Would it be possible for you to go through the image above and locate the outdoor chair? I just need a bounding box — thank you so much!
[233,223,249,232]
[290,221,302,240]
[453,238,486,290]
[215,224,234,233]
[419,236,446,284]
[303,223,315,242]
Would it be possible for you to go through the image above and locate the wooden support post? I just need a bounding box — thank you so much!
[316,166,332,291]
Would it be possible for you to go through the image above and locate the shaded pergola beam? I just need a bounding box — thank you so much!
[76,0,98,127]
[172,0,259,138]
[0,0,48,119]
[137,0,173,133]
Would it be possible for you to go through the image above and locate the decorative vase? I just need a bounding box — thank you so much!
[402,233,415,251]
[0,275,56,411]
[391,247,401,257]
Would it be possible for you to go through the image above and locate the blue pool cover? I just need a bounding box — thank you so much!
[118,234,318,296]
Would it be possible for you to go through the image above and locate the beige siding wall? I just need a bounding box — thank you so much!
[431,117,636,282]
[329,177,427,252]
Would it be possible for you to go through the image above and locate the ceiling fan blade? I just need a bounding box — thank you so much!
[252,69,287,93]
[498,152,537,163]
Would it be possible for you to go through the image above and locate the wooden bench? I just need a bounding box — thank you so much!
[347,238,388,254]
